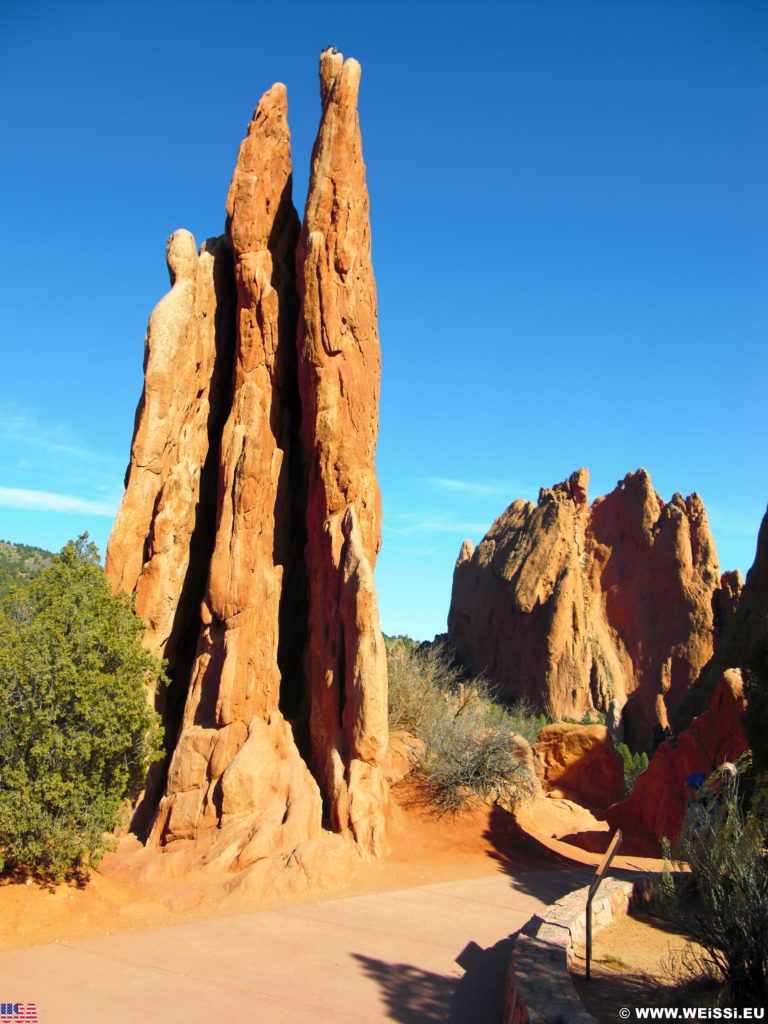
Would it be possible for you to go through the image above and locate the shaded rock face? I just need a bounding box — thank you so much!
[673,505,768,731]
[607,669,748,844]
[604,504,767,848]
[534,724,624,809]
[449,468,726,749]
[107,53,387,879]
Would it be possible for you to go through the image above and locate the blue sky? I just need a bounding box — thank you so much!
[1,0,766,639]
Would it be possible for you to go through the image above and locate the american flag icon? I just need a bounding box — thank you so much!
[0,1004,37,1023]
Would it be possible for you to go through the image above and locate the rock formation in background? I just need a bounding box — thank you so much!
[449,468,728,749]
[106,51,387,885]
[297,49,388,857]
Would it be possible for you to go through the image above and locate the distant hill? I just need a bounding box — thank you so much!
[0,540,54,597]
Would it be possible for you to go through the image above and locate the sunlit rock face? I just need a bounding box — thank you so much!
[105,228,235,680]
[534,723,625,809]
[107,51,388,884]
[449,468,727,750]
[296,49,388,859]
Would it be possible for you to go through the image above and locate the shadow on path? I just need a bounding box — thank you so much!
[450,936,514,1022]
[351,953,456,1023]
[482,803,592,902]
[350,937,520,1022]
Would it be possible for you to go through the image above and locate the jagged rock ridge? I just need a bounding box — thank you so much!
[107,52,387,887]
[448,468,731,748]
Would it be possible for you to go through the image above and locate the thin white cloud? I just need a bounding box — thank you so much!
[0,486,117,517]
[425,476,536,499]
[0,401,121,467]
[384,543,440,557]
[0,402,125,511]
[384,517,489,537]
[708,506,766,538]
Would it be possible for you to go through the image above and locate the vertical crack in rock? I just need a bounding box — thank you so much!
[448,467,726,750]
[296,49,388,857]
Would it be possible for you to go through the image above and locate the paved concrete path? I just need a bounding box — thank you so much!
[0,868,587,1023]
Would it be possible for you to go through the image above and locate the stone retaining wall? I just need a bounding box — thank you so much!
[504,876,654,1023]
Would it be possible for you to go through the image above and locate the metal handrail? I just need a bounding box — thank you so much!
[585,828,622,981]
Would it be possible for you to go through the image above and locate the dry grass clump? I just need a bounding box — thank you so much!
[660,944,724,1010]
[386,638,542,814]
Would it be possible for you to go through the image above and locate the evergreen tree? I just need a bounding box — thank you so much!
[0,535,165,881]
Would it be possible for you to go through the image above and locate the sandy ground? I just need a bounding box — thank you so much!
[0,781,570,952]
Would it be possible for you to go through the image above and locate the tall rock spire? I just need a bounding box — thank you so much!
[149,84,325,871]
[107,56,390,887]
[296,50,388,856]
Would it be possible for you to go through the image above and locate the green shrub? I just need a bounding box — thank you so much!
[666,764,768,1008]
[0,535,165,882]
[616,742,649,795]
[386,640,540,813]
[559,711,607,725]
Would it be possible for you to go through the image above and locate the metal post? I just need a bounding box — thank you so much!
[585,828,622,982]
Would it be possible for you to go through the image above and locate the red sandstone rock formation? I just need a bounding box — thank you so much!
[607,669,748,843]
[297,50,388,857]
[449,468,725,749]
[107,51,388,884]
[534,724,625,809]
[148,85,324,873]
